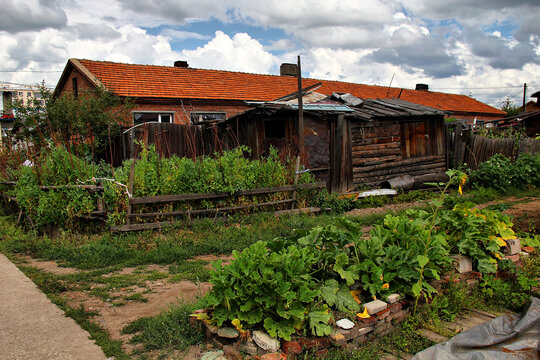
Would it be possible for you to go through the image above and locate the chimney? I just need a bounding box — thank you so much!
[415,83,429,91]
[280,63,298,77]
[174,60,189,68]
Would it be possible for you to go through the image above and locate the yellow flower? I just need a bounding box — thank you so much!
[492,252,502,260]
[380,274,384,281]
[458,184,463,195]
[350,290,362,304]
[357,308,371,319]
[460,174,467,185]
[382,283,389,290]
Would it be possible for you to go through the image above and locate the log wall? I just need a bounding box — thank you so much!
[351,119,446,186]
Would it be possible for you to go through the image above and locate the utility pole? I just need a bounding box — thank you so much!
[297,55,304,160]
[522,83,527,113]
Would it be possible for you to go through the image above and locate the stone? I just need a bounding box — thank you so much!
[205,322,220,334]
[386,293,400,304]
[223,345,243,360]
[336,318,355,329]
[201,350,224,360]
[217,327,240,339]
[451,255,472,273]
[299,337,330,350]
[238,343,258,355]
[363,299,388,315]
[505,238,521,255]
[282,340,302,355]
[338,329,352,341]
[253,331,280,352]
[331,331,346,344]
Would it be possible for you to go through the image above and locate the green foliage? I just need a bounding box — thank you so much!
[470,153,540,193]
[12,86,134,157]
[480,272,537,310]
[123,302,203,351]
[500,98,521,117]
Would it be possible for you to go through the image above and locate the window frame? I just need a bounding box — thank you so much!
[132,111,175,125]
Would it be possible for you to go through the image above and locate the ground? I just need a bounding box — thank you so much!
[7,195,540,359]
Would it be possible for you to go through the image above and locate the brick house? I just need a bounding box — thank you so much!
[54,59,505,126]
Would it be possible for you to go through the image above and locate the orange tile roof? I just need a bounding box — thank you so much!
[75,59,505,116]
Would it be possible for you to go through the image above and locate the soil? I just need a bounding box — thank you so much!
[345,201,426,217]
[63,279,212,351]
[17,196,540,359]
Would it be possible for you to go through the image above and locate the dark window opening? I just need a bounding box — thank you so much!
[264,119,286,139]
[72,77,78,97]
[190,112,226,123]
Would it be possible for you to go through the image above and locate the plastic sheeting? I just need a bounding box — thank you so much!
[412,297,540,360]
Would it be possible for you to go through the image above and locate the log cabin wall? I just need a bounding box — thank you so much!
[351,115,446,187]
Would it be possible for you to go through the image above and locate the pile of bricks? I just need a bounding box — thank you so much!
[194,294,412,359]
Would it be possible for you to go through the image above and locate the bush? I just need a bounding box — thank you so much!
[470,153,540,192]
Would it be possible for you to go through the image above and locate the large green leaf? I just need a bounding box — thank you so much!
[263,317,296,340]
[334,253,358,285]
[307,306,332,337]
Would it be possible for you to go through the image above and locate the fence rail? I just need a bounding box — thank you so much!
[447,122,540,169]
[114,182,326,232]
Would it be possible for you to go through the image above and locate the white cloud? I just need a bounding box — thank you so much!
[159,29,211,42]
[179,31,279,73]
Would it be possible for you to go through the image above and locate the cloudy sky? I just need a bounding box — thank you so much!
[1,0,539,108]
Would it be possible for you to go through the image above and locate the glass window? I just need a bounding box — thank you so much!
[133,112,174,125]
[190,112,226,123]
[27,92,32,97]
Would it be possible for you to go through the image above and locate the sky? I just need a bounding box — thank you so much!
[1,0,539,108]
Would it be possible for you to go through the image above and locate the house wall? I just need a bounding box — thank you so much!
[61,67,96,94]
[351,116,446,186]
[132,99,249,125]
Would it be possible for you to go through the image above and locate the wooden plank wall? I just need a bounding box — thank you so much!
[351,119,446,186]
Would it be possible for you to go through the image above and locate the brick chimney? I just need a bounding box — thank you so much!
[415,84,429,91]
[280,63,298,77]
[174,60,189,68]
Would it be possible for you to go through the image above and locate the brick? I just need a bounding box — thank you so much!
[353,326,374,337]
[388,302,402,314]
[376,308,390,320]
[259,353,288,360]
[357,316,378,327]
[374,322,391,334]
[282,340,302,355]
[330,331,346,346]
[386,310,405,323]
[299,337,329,350]
[316,348,328,357]
[363,300,388,315]
[223,345,243,360]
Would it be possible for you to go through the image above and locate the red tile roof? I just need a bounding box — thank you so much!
[73,59,505,116]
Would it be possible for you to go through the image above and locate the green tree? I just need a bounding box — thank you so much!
[500,97,521,117]
[11,85,133,160]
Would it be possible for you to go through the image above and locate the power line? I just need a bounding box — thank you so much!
[431,84,535,90]
[0,70,63,73]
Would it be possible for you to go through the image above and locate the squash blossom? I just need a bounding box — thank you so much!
[357,308,370,319]
[350,290,362,304]
[382,283,389,290]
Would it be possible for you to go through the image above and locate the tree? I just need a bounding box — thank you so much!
[500,97,521,117]
[11,85,133,161]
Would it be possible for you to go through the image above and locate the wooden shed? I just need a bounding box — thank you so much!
[223,95,448,192]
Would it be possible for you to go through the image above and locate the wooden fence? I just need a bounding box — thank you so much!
[109,122,238,166]
[447,122,540,169]
[113,182,326,232]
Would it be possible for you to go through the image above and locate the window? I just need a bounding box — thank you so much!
[190,112,225,123]
[72,77,78,97]
[264,119,286,139]
[133,112,173,125]
[27,92,32,98]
